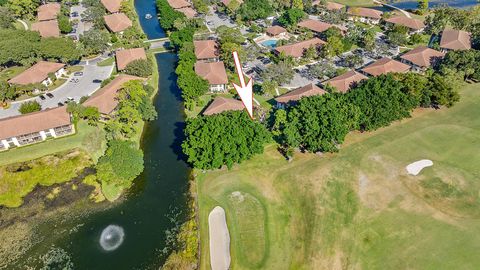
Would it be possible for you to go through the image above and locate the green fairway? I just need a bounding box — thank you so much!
[197,83,480,269]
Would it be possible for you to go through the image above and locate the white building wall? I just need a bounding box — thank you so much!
[1,140,9,149]
[39,130,47,140]
[49,128,57,138]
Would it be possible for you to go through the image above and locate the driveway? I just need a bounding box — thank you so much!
[0,63,114,119]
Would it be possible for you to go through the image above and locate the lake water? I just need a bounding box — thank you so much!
[18,0,189,268]
[388,0,478,10]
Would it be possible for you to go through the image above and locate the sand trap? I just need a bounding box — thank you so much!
[208,206,231,270]
[406,159,433,176]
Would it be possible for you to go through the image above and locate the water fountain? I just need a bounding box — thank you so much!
[99,225,125,251]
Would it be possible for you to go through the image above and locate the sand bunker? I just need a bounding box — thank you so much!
[208,206,231,270]
[406,159,433,176]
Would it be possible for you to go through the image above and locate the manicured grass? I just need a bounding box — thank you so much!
[0,149,92,207]
[0,66,27,81]
[197,83,480,269]
[66,65,84,73]
[0,120,106,166]
[97,57,115,67]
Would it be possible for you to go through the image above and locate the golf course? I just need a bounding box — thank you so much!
[196,82,480,269]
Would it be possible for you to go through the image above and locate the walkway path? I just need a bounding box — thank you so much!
[16,19,28,30]
[373,0,412,18]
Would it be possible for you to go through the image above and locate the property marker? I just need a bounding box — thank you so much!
[232,51,254,119]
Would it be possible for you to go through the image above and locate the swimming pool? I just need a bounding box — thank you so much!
[261,39,278,48]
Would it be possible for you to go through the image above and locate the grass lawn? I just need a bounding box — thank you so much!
[0,66,27,81]
[197,82,480,269]
[97,57,115,67]
[0,120,106,166]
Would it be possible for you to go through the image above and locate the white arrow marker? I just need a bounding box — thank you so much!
[232,51,254,119]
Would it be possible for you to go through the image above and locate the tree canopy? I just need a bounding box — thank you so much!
[237,0,273,21]
[124,59,153,77]
[182,111,271,169]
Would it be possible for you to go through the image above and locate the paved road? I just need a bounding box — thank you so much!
[0,63,114,119]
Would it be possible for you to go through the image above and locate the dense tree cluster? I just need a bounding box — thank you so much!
[275,73,460,153]
[278,8,305,27]
[439,49,480,81]
[182,111,271,169]
[96,140,144,196]
[156,0,185,31]
[105,80,157,140]
[67,102,101,126]
[124,59,153,77]
[0,29,81,66]
[237,0,273,21]
[79,29,110,56]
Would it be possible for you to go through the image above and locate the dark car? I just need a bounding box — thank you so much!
[58,102,64,106]
[71,12,78,17]
[46,93,54,98]
[261,58,271,65]
[39,95,46,100]
[246,69,254,75]
[92,79,102,83]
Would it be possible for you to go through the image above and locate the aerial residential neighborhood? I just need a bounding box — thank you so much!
[1,0,480,269]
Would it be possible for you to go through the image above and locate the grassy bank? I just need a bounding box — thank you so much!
[197,82,480,269]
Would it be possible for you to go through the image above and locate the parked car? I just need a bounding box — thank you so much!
[71,11,78,17]
[70,28,76,34]
[261,58,271,65]
[58,102,64,106]
[39,95,46,100]
[67,97,74,101]
[92,79,102,83]
[74,72,83,76]
[46,93,54,98]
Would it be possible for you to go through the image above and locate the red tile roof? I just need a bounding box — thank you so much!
[0,107,71,140]
[104,13,132,32]
[298,19,333,33]
[31,20,60,37]
[37,3,61,21]
[385,16,425,30]
[275,38,326,58]
[167,0,191,9]
[195,61,228,85]
[115,48,147,70]
[440,29,472,51]
[324,70,368,93]
[194,40,219,60]
[83,75,145,114]
[177,7,197,18]
[101,0,123,13]
[203,97,244,115]
[400,46,445,68]
[347,7,383,19]
[8,61,65,85]
[275,83,326,103]
[361,57,410,76]
[266,25,287,36]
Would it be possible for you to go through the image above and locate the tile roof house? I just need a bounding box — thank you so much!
[0,107,74,150]
[298,19,346,35]
[385,16,425,33]
[194,40,219,62]
[37,3,61,21]
[400,46,445,71]
[101,0,123,13]
[203,97,244,115]
[83,75,145,116]
[361,57,410,76]
[115,48,147,70]
[275,38,326,58]
[439,29,472,51]
[104,13,132,33]
[275,83,326,107]
[326,1,345,10]
[266,25,287,37]
[167,0,191,9]
[324,70,368,93]
[177,7,197,18]
[347,7,383,24]
[195,61,229,92]
[8,61,65,86]
[31,20,60,37]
